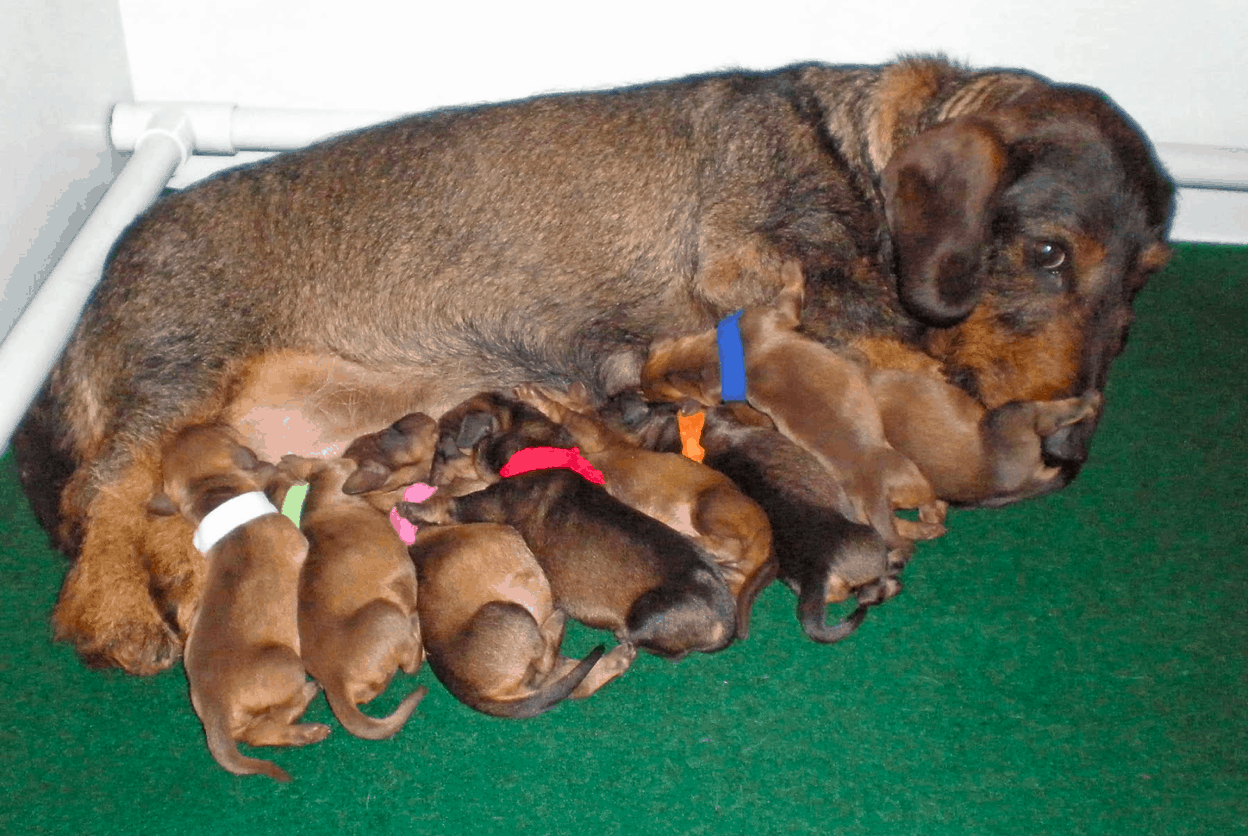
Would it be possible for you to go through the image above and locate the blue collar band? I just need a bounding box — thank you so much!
[717,311,748,403]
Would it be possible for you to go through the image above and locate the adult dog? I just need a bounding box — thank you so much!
[16,56,1174,675]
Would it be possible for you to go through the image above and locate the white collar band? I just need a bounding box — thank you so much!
[192,491,281,554]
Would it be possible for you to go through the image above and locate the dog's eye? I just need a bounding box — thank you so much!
[1031,241,1067,272]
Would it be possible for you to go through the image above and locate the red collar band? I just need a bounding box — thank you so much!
[499,447,606,485]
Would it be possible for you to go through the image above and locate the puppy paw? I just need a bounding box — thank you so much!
[395,495,454,526]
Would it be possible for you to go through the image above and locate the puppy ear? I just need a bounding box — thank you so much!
[882,118,1009,326]
[147,492,177,516]
[342,460,390,495]
[456,411,497,450]
[231,443,262,472]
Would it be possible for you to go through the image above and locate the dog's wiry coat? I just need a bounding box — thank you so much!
[15,56,1174,674]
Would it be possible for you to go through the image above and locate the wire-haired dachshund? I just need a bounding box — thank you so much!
[19,56,1173,673]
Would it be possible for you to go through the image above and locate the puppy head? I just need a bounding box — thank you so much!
[149,424,275,522]
[597,391,682,453]
[429,392,573,493]
[639,330,720,406]
[339,411,439,495]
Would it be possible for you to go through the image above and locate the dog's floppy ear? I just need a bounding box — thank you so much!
[882,118,1009,326]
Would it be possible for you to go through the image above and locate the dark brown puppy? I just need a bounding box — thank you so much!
[642,262,948,549]
[514,382,775,640]
[149,425,329,781]
[279,454,427,741]
[20,57,1173,673]
[613,398,900,644]
[410,522,634,717]
[427,391,576,497]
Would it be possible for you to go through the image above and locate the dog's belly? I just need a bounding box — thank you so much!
[221,350,476,460]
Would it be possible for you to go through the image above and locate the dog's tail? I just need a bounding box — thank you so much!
[324,683,428,741]
[797,588,870,644]
[473,644,607,719]
[202,715,293,782]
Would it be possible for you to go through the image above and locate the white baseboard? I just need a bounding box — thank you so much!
[1171,187,1248,245]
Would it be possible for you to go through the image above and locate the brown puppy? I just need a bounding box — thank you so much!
[21,57,1173,673]
[868,372,1105,507]
[642,261,947,549]
[514,382,775,639]
[410,522,634,717]
[279,446,431,740]
[149,425,328,781]
[610,397,901,643]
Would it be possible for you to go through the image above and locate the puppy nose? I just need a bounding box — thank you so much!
[1040,394,1101,466]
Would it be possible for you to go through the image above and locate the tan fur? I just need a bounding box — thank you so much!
[20,56,1173,673]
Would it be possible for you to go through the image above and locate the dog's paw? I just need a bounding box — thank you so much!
[55,613,182,675]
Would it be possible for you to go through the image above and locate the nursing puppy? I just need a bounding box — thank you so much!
[149,425,328,781]
[868,372,1104,507]
[279,447,432,740]
[514,382,775,639]
[420,391,737,656]
[611,397,901,643]
[410,522,634,717]
[642,261,947,549]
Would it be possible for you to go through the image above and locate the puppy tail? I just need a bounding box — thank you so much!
[324,683,429,741]
[482,644,607,720]
[202,718,293,782]
[796,589,870,644]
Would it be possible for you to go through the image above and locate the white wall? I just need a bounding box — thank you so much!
[0,0,132,343]
[117,0,1247,148]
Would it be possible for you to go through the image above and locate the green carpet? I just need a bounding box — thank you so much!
[1,243,1244,836]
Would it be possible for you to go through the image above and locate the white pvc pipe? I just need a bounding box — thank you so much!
[110,102,401,153]
[0,109,194,451]
[1155,143,1248,192]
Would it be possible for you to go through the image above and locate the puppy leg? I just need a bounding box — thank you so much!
[566,643,638,699]
[690,487,776,639]
[239,678,331,748]
[52,459,182,674]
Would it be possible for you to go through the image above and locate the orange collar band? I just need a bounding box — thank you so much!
[678,411,706,462]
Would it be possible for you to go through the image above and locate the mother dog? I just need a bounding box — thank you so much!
[16,56,1173,675]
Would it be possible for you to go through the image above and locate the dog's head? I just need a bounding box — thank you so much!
[429,391,574,494]
[879,80,1174,420]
